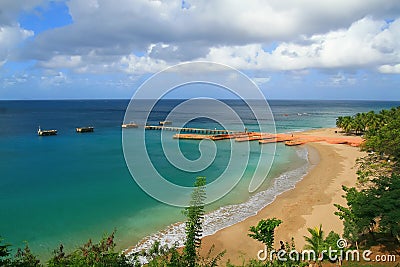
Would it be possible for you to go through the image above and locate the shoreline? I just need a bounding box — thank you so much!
[124,146,311,260]
[125,127,365,264]
[199,128,365,264]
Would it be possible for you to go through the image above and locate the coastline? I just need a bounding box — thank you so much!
[124,146,310,260]
[124,127,365,264]
[199,128,365,264]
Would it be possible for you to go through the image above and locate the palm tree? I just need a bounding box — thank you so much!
[336,116,344,129]
[364,111,377,132]
[304,224,325,266]
[342,116,353,134]
[353,113,365,135]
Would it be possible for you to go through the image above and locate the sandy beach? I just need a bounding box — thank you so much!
[199,128,365,264]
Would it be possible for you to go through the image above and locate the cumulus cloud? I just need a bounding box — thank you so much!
[0,0,399,76]
[378,64,400,74]
[29,0,400,52]
[0,0,46,26]
[0,0,46,66]
[120,54,168,74]
[38,55,82,69]
[204,17,400,72]
[0,25,33,65]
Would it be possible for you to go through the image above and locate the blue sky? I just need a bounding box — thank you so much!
[1,0,400,100]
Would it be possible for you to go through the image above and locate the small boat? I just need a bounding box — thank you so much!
[285,140,305,146]
[259,138,278,144]
[76,126,94,133]
[159,120,172,126]
[122,122,138,128]
[37,126,57,136]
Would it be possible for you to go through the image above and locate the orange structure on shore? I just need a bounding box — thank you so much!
[145,125,364,146]
[170,129,364,147]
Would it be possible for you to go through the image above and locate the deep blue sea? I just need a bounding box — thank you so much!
[0,99,399,259]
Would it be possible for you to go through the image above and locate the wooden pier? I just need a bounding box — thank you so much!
[145,125,364,147]
[174,133,246,141]
[145,125,241,135]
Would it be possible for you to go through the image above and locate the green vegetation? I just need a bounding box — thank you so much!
[246,218,315,267]
[336,107,400,163]
[0,237,11,266]
[303,225,325,262]
[248,218,282,257]
[303,225,341,266]
[335,109,393,136]
[47,231,130,267]
[183,176,207,266]
[0,238,42,267]
[335,175,400,245]
[0,232,128,267]
[335,106,400,251]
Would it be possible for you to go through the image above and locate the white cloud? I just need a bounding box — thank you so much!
[39,55,82,69]
[203,17,400,72]
[0,0,46,26]
[1,0,399,77]
[120,54,168,74]
[0,25,33,65]
[15,0,399,69]
[378,64,400,74]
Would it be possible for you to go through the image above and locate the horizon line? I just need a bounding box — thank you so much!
[1,98,400,102]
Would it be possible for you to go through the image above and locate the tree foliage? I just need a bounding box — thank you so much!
[335,108,400,136]
[183,176,207,267]
[336,174,400,245]
[12,243,41,267]
[369,175,400,242]
[303,224,325,259]
[303,225,341,266]
[0,238,41,267]
[336,106,400,247]
[363,109,400,165]
[335,174,400,246]
[47,231,130,267]
[0,237,11,266]
[337,106,400,166]
[248,218,282,253]
[0,233,129,267]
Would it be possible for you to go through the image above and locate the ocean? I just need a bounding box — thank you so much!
[0,99,399,259]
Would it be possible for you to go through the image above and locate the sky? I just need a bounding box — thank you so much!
[0,0,400,100]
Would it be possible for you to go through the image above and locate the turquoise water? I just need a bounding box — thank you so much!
[0,99,399,259]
